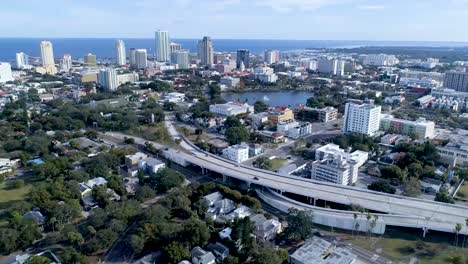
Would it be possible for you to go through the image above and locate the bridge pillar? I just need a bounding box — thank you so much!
[422,227,428,238]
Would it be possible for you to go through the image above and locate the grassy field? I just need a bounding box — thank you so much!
[456,184,468,202]
[0,181,31,208]
[270,158,287,171]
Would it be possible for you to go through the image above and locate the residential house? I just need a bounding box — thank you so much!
[138,157,166,174]
[207,242,230,261]
[191,247,216,264]
[250,214,282,241]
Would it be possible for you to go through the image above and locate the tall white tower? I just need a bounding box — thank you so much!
[155,30,170,62]
[98,68,118,91]
[60,54,72,72]
[197,36,214,66]
[16,52,29,69]
[40,41,55,67]
[135,49,148,69]
[116,40,126,66]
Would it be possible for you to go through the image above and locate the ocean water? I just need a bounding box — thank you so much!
[1,38,468,62]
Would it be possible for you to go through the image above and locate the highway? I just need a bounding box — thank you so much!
[101,130,468,235]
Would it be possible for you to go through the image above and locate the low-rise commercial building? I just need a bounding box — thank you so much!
[277,120,312,139]
[210,101,254,116]
[220,76,240,89]
[295,106,338,123]
[380,114,435,139]
[222,143,249,163]
[268,106,294,124]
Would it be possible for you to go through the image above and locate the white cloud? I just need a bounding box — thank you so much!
[254,0,350,12]
[358,5,385,10]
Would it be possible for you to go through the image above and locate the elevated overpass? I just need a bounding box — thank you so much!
[103,131,468,235]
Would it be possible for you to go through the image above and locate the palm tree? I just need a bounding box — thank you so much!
[463,218,468,249]
[352,213,358,237]
[366,212,372,238]
[455,223,463,248]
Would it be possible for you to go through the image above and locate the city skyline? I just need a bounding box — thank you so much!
[1,0,468,42]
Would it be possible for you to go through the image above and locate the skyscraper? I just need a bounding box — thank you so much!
[84,53,97,67]
[155,30,170,62]
[0,63,14,83]
[197,36,214,66]
[264,50,279,64]
[60,54,72,72]
[343,103,381,136]
[116,40,126,66]
[40,41,55,67]
[98,68,118,91]
[444,72,468,92]
[171,50,190,69]
[236,49,250,69]
[135,49,148,69]
[16,52,29,69]
[170,42,182,53]
[129,48,137,66]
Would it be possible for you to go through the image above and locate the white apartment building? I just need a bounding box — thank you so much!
[155,30,171,62]
[317,58,344,76]
[98,68,118,91]
[170,42,182,53]
[135,49,148,69]
[315,143,369,168]
[343,103,381,136]
[254,66,278,83]
[60,54,72,72]
[0,63,14,83]
[16,52,30,69]
[171,50,190,69]
[311,155,358,185]
[303,60,318,71]
[115,40,126,66]
[209,101,254,116]
[222,144,249,163]
[117,72,139,85]
[264,50,279,64]
[380,114,435,139]
[399,70,444,88]
[363,54,399,66]
[277,120,312,139]
[40,41,55,67]
[220,76,240,88]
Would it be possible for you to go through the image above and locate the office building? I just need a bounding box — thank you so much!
[311,155,358,186]
[343,103,381,136]
[40,41,55,67]
[363,54,399,66]
[117,72,139,85]
[290,236,357,264]
[220,76,240,89]
[135,49,148,69]
[315,143,369,168]
[84,53,97,67]
[209,101,254,116]
[277,120,312,139]
[236,49,250,69]
[115,40,126,66]
[0,63,14,83]
[268,106,294,124]
[264,50,279,64]
[380,114,435,139]
[60,54,72,72]
[444,72,468,92]
[129,48,137,66]
[197,36,214,66]
[171,50,190,69]
[254,66,278,83]
[317,58,344,75]
[98,68,118,91]
[155,30,170,62]
[16,52,29,69]
[295,106,338,123]
[222,144,249,163]
[399,70,444,88]
[170,42,182,53]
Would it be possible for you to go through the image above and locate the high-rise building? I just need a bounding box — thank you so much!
[40,41,55,67]
[170,42,182,53]
[84,53,97,67]
[264,50,279,64]
[343,103,381,136]
[98,68,118,91]
[317,58,344,75]
[60,54,72,72]
[311,155,358,186]
[444,72,468,92]
[171,50,190,69]
[155,30,170,62]
[116,40,126,66]
[0,63,14,83]
[129,48,137,66]
[236,49,250,69]
[363,54,399,66]
[16,52,29,69]
[135,49,148,69]
[197,36,214,66]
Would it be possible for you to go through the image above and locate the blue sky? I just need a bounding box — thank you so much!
[1,0,467,41]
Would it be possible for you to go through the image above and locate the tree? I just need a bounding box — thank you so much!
[67,231,84,248]
[225,126,249,145]
[251,246,282,264]
[224,116,242,129]
[454,223,463,248]
[367,180,395,194]
[435,191,455,204]
[163,241,190,264]
[130,234,145,254]
[180,218,210,248]
[286,208,314,241]
[61,247,86,264]
[277,248,289,262]
[232,217,255,257]
[407,162,424,179]
[403,177,422,197]
[123,137,135,144]
[25,256,50,264]
[253,157,273,171]
[11,180,25,189]
[254,101,268,113]
[381,165,406,181]
[223,256,240,264]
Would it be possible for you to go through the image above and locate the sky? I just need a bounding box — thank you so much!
[1,0,468,41]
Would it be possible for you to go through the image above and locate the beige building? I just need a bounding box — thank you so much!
[84,53,97,67]
[268,107,294,124]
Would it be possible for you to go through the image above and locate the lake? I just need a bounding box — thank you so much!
[221,91,314,108]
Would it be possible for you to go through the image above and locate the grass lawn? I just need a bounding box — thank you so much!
[270,158,287,171]
[0,181,31,208]
[455,184,468,202]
